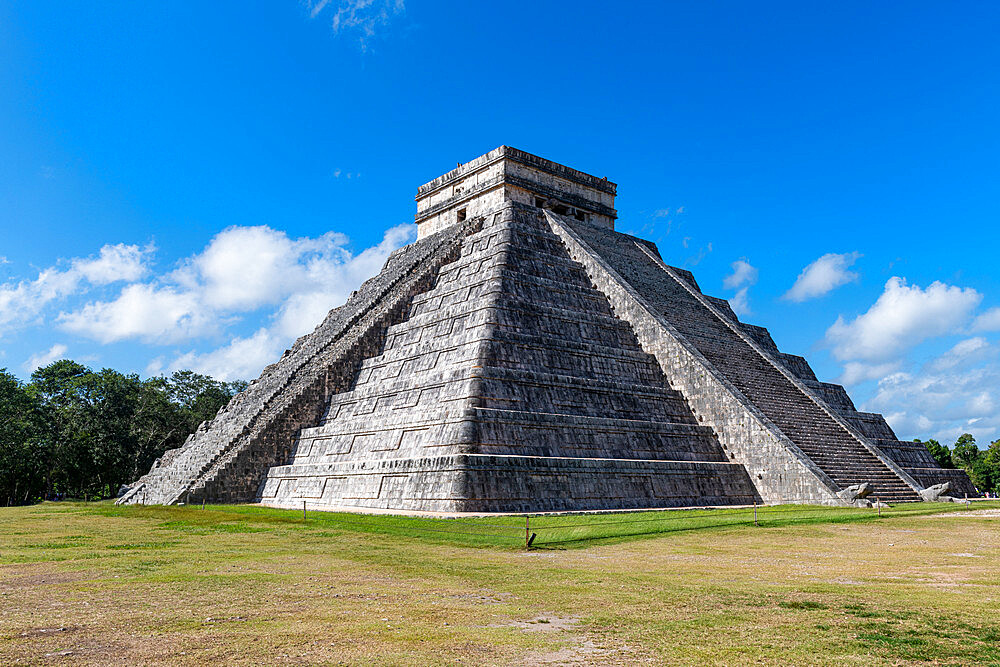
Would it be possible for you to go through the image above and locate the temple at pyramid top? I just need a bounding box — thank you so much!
[414,146,618,239]
[119,146,978,512]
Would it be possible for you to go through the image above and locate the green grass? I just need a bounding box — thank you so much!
[70,497,994,549]
[1,500,999,665]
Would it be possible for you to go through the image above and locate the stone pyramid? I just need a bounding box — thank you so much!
[119,147,976,511]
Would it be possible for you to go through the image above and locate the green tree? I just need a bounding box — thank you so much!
[128,376,187,483]
[980,440,1000,493]
[163,371,243,432]
[0,370,46,505]
[2,360,245,504]
[28,360,91,498]
[27,362,141,498]
[951,433,981,470]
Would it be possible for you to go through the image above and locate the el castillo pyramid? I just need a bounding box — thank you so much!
[119,147,977,512]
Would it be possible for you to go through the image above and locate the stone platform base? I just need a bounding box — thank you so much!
[258,454,761,513]
[904,467,980,497]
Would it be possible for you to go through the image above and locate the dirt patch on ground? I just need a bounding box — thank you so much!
[503,614,580,633]
[527,639,610,665]
[450,591,513,605]
[498,616,630,665]
[0,568,91,591]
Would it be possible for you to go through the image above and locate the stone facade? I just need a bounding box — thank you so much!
[414,146,617,239]
[119,146,978,511]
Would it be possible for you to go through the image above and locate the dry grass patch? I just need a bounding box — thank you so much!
[1,501,998,665]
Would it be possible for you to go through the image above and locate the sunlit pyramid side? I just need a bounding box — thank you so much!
[119,146,976,511]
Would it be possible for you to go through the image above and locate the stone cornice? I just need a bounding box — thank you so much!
[415,146,616,200]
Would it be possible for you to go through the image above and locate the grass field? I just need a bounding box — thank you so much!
[2,501,999,665]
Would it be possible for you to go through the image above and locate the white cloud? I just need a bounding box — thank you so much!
[929,337,994,372]
[75,243,150,285]
[973,307,1000,332]
[273,224,411,338]
[783,252,861,302]
[722,259,756,316]
[839,360,902,386]
[0,243,152,335]
[307,0,405,50]
[309,0,333,18]
[142,223,416,380]
[22,343,68,373]
[723,259,758,290]
[818,277,1000,444]
[685,241,712,266]
[1,221,412,382]
[865,360,1000,443]
[59,284,209,344]
[168,328,281,382]
[729,287,751,317]
[825,277,981,363]
[193,225,348,310]
[838,338,994,390]
[59,224,415,346]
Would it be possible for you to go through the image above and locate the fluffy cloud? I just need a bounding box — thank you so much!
[973,307,1000,332]
[821,277,1000,443]
[60,284,208,344]
[0,243,152,335]
[825,277,981,363]
[839,361,902,386]
[129,223,413,380]
[723,259,758,289]
[864,350,1000,443]
[22,343,68,373]
[59,224,415,346]
[272,222,413,339]
[723,259,756,317]
[75,243,149,284]
[728,287,751,317]
[192,225,350,311]
[929,337,993,372]
[165,329,281,382]
[783,252,861,302]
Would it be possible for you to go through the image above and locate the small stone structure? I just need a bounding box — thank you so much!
[119,146,978,511]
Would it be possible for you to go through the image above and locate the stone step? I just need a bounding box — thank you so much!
[567,219,922,502]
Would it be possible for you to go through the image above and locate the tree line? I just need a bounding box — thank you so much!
[1,360,245,506]
[917,434,1000,493]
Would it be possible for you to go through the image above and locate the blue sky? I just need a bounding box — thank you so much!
[1,1,998,445]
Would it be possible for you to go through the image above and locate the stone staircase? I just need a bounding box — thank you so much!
[736,320,979,497]
[562,218,922,503]
[117,220,475,505]
[259,204,758,512]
